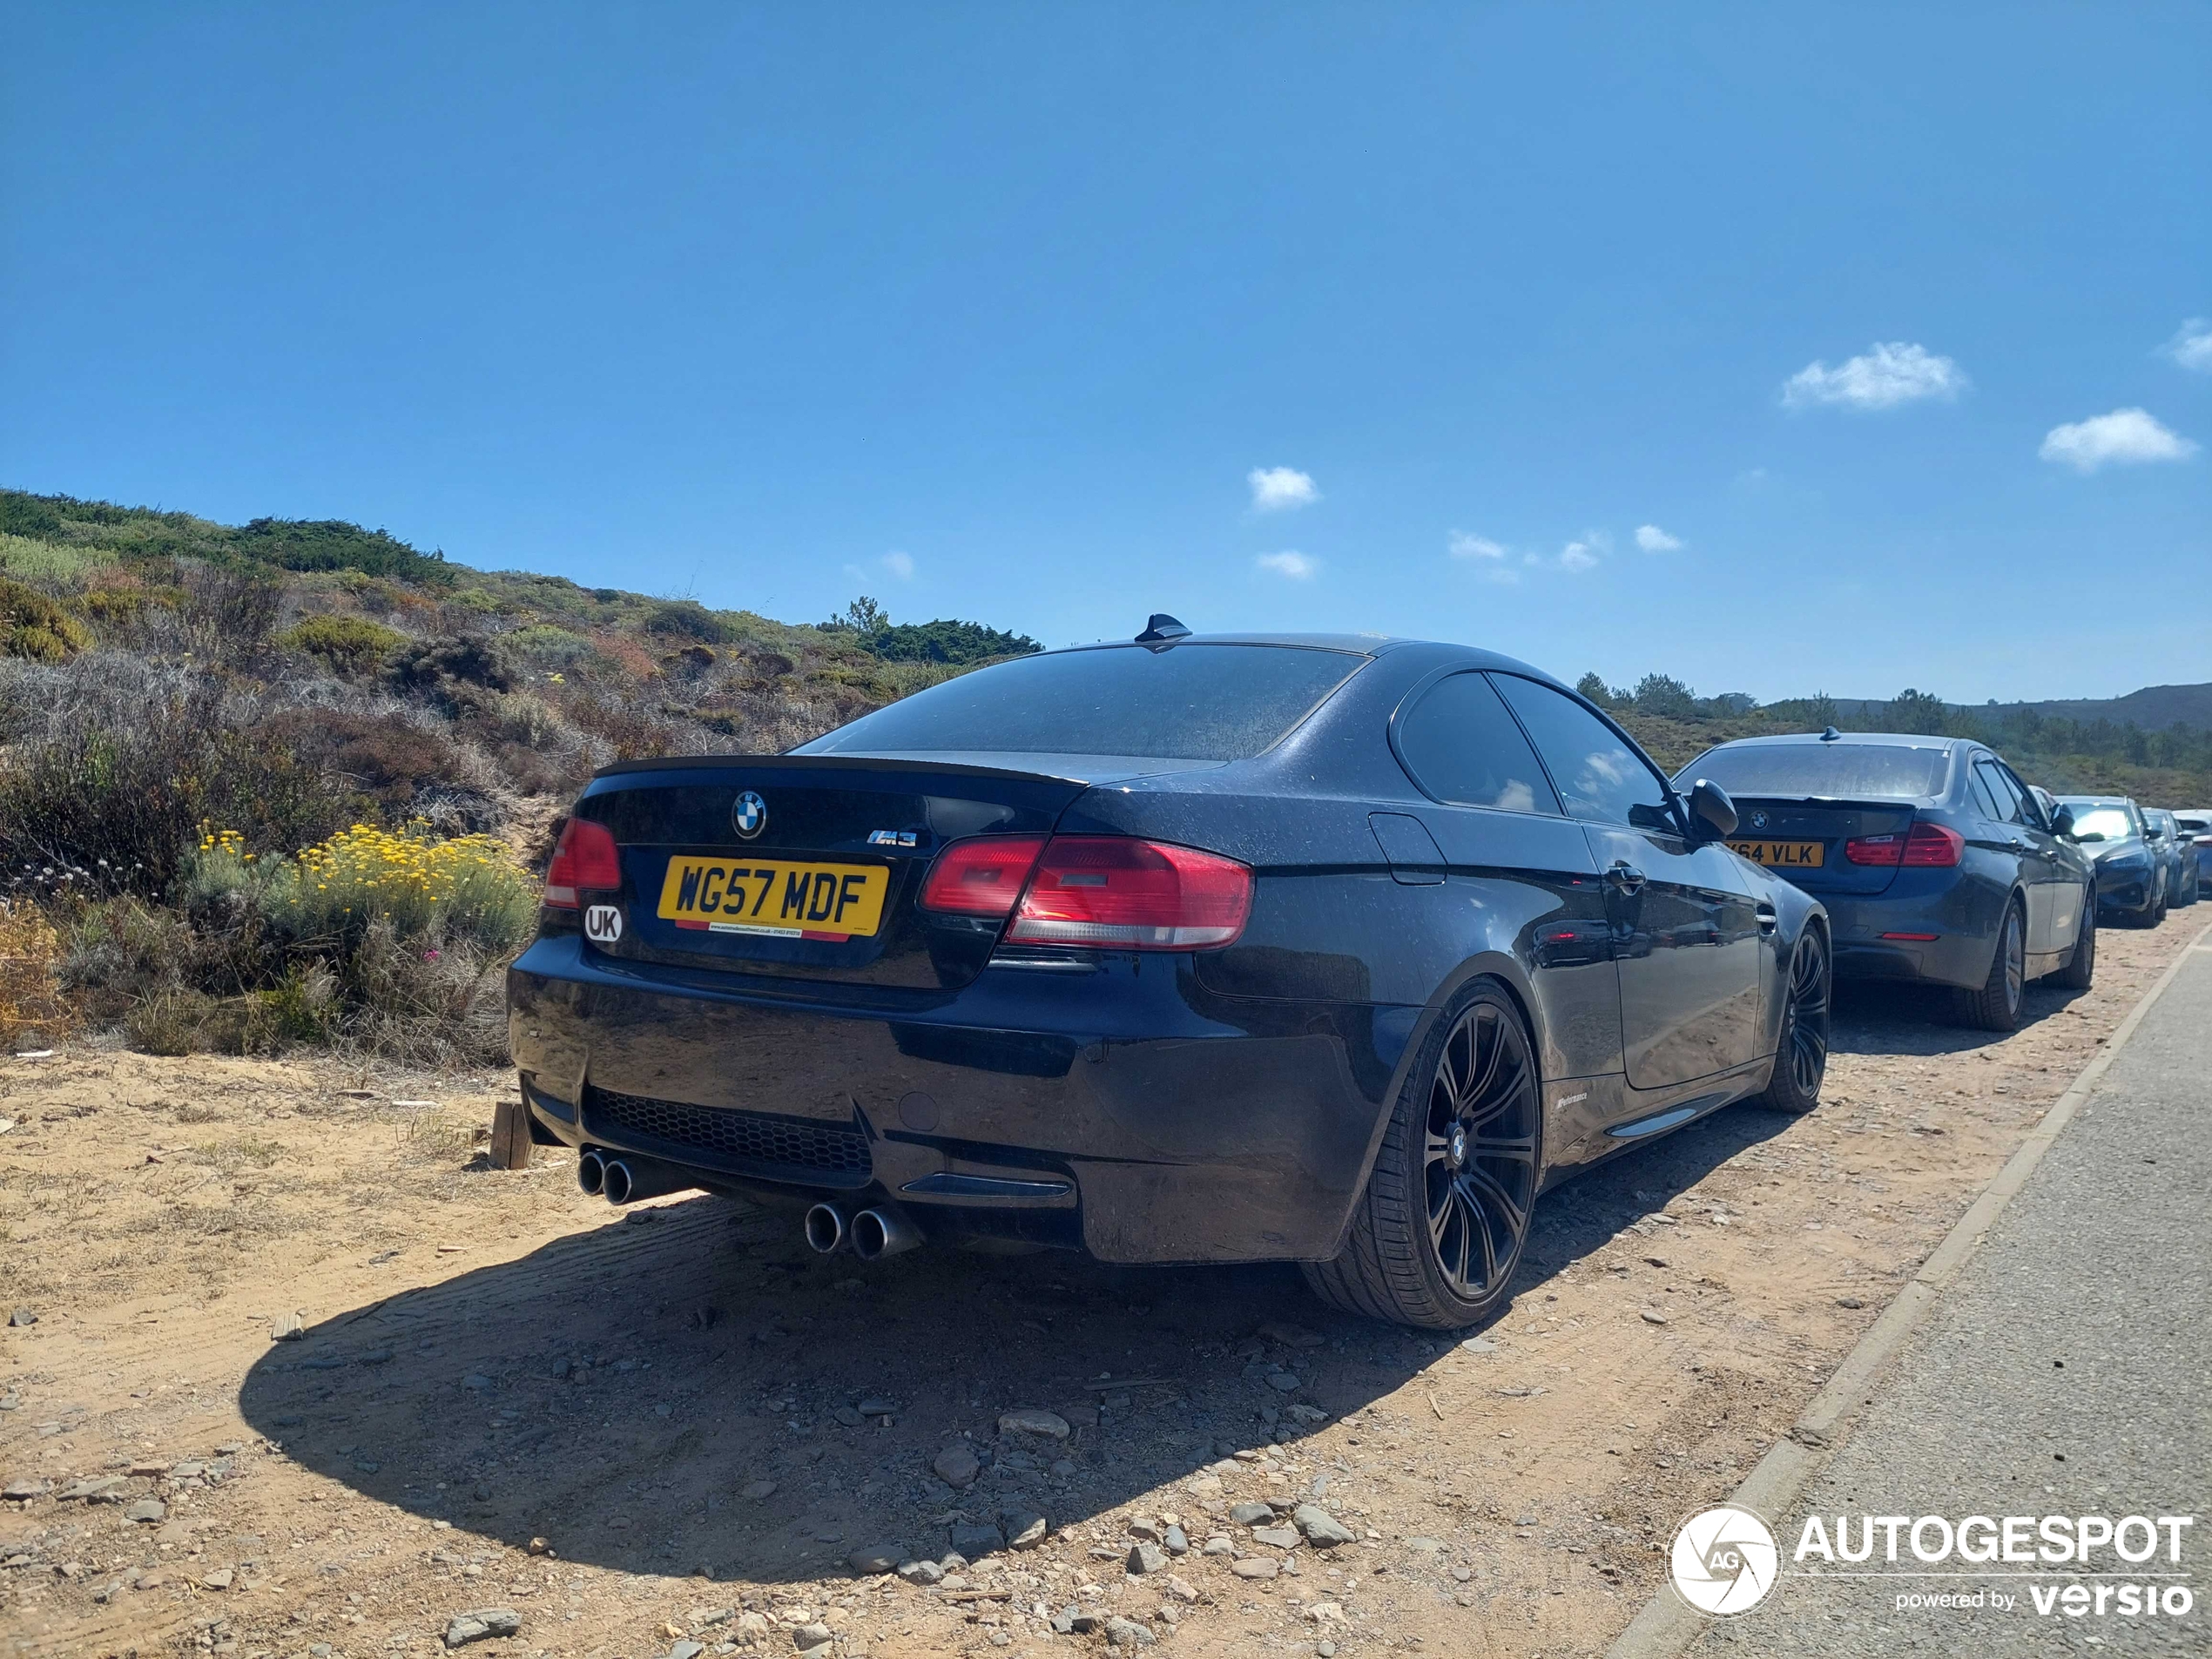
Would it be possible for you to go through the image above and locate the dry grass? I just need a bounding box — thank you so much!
[0,902,74,1049]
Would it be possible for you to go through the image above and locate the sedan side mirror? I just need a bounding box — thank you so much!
[2050,807,2074,837]
[2146,826,2166,840]
[1685,778,1738,841]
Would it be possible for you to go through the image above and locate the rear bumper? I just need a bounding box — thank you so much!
[1817,883,2004,990]
[508,935,1406,1264]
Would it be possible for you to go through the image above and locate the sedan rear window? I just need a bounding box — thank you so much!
[1678,743,1952,800]
[2060,805,2136,841]
[799,643,1365,762]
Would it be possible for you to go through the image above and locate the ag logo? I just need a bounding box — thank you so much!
[732,791,767,840]
[583,904,624,944]
[1669,1505,1778,1615]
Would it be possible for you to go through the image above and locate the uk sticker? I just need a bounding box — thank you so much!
[583,904,624,944]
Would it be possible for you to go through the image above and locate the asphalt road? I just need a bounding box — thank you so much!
[1692,935,2212,1656]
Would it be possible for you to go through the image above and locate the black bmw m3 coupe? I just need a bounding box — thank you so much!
[509,623,1831,1329]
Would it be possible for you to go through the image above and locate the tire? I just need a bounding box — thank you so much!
[1303,981,1541,1331]
[2048,888,2096,990]
[1754,929,1830,1113]
[1954,898,2027,1031]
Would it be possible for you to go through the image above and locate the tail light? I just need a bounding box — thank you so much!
[1844,822,1965,868]
[543,817,622,907]
[919,834,1049,916]
[920,833,1254,949]
[1007,836,1251,949]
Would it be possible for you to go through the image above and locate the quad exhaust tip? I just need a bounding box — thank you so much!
[576,1148,606,1197]
[601,1157,639,1206]
[851,1207,923,1262]
[804,1203,847,1254]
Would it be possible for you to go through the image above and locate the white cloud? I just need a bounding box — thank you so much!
[2038,408,2199,472]
[1255,550,1318,580]
[1447,529,1507,561]
[1247,466,1319,511]
[1559,540,1601,573]
[880,550,915,579]
[2163,319,2212,373]
[1634,523,1683,552]
[1782,341,1966,410]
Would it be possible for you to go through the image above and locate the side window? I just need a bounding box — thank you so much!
[1981,760,2017,826]
[1394,672,1561,814]
[1491,674,1676,832]
[1993,763,2042,827]
[1968,764,2009,823]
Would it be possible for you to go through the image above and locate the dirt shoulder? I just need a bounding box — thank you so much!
[2,912,2202,1659]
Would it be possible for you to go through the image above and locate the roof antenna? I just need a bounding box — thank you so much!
[1135,613,1191,645]
[1820,725,1842,741]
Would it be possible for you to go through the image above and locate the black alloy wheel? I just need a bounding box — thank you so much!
[2051,888,2096,991]
[1305,982,1541,1329]
[1957,899,2027,1031]
[1756,928,1830,1113]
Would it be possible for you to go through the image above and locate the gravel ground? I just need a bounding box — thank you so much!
[1691,928,2210,1657]
[0,908,2201,1659]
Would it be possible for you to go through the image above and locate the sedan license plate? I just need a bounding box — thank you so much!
[656,857,889,941]
[1726,838,1824,869]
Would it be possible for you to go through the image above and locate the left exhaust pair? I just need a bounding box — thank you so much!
[575,1147,691,1207]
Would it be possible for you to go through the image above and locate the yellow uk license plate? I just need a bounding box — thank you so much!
[1726,839,1825,869]
[656,856,890,941]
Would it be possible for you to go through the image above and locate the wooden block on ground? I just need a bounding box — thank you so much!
[488,1096,532,1170]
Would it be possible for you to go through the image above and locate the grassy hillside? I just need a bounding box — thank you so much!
[0,488,1037,1061]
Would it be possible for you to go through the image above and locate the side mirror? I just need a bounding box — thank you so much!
[2077,831,2106,843]
[2050,807,2074,838]
[1686,778,1738,841]
[2146,826,2166,841]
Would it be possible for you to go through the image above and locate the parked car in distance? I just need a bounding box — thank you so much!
[2175,810,2212,897]
[2145,808,2198,910]
[1674,732,2095,1029]
[509,624,1834,1330]
[2054,797,2162,928]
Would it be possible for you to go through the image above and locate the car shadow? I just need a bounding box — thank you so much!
[237,1104,1791,1582]
[1826,976,2091,1058]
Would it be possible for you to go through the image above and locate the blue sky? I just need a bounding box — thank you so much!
[4,4,2207,703]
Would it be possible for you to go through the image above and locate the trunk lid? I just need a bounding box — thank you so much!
[570,756,1098,993]
[1721,797,1920,896]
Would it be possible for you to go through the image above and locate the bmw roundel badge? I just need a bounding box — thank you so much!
[732,791,767,840]
[1749,810,1769,831]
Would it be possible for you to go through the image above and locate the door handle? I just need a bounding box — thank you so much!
[1606,861,1646,896]
[1755,902,1778,934]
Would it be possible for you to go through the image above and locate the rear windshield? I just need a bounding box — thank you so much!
[1678,742,1952,800]
[798,643,1365,762]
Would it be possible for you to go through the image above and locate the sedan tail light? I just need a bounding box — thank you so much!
[921,833,1253,949]
[1844,822,1965,868]
[543,817,622,907]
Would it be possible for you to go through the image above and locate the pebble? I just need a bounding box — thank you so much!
[8,1308,37,1327]
[201,1568,233,1591]
[740,1480,778,1501]
[442,1608,522,1648]
[1838,1296,1866,1310]
[895,1560,944,1586]
[1459,1337,1498,1353]
[1251,1526,1300,1551]
[998,1408,1071,1440]
[3,1477,51,1499]
[1292,1505,1355,1548]
[1256,1320,1325,1348]
[1103,1615,1157,1648]
[1162,1524,1189,1555]
[931,1445,981,1489]
[1229,1501,1277,1525]
[1003,1510,1049,1550]
[1641,1310,1668,1325]
[791,1624,833,1652]
[1126,1541,1168,1575]
[125,1499,168,1524]
[691,1608,735,1629]
[1162,1575,1199,1603]
[462,1373,495,1391]
[669,1644,705,1659]
[1230,1558,1280,1580]
[1264,1372,1302,1393]
[832,1406,864,1427]
[134,1568,170,1591]
[847,1544,903,1575]
[856,1398,899,1417]
[1202,1535,1235,1556]
[63,1476,125,1501]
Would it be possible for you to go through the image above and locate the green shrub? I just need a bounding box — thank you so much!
[505,624,599,671]
[0,577,91,661]
[278,614,406,676]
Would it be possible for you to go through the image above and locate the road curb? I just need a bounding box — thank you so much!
[1604,919,2212,1659]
